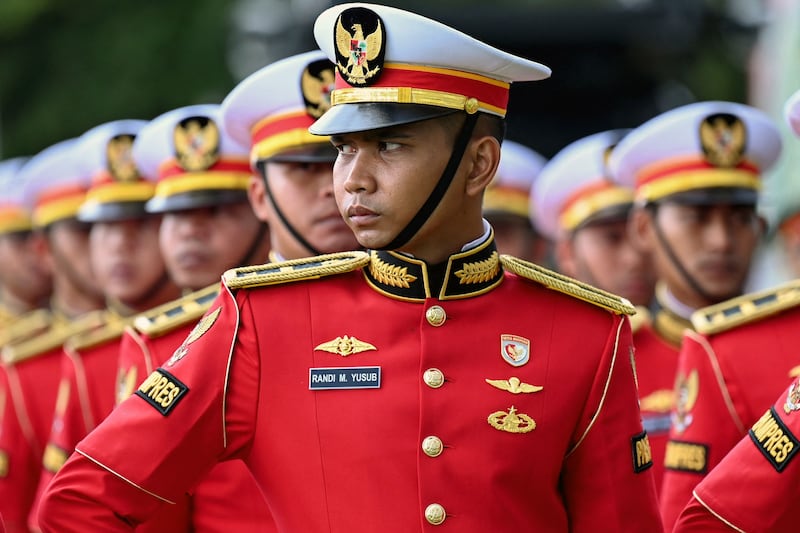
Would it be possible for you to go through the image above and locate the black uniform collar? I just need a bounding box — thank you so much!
[364,232,504,302]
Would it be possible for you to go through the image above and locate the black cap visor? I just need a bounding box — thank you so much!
[309,102,459,136]
[145,189,250,214]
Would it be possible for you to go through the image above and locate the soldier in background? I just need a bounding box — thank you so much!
[0,139,105,532]
[481,139,549,264]
[533,129,655,307]
[607,101,781,528]
[0,158,51,328]
[28,120,183,532]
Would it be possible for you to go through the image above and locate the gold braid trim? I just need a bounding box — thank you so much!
[66,312,128,351]
[454,251,500,285]
[223,251,370,289]
[500,255,635,315]
[369,252,418,288]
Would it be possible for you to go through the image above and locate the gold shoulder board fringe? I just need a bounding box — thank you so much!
[66,312,128,352]
[2,311,106,365]
[0,309,52,348]
[223,251,370,289]
[692,279,800,335]
[500,255,636,315]
[133,284,220,338]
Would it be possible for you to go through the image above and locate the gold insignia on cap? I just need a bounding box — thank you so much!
[314,335,376,357]
[672,369,699,433]
[369,253,417,288]
[174,116,221,171]
[784,380,800,414]
[106,134,140,181]
[487,406,536,433]
[166,307,221,367]
[454,251,500,285]
[485,377,542,394]
[302,59,335,119]
[699,113,746,168]
[334,7,385,87]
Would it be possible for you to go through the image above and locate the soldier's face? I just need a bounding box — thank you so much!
[47,219,102,298]
[159,202,265,290]
[251,160,358,259]
[560,219,655,307]
[330,117,481,260]
[0,231,51,306]
[637,203,762,307]
[90,218,167,305]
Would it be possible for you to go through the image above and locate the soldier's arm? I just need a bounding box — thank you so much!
[561,314,662,531]
[38,287,260,531]
[673,378,800,532]
[660,331,744,529]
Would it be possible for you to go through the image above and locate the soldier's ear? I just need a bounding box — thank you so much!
[247,173,271,223]
[464,135,500,198]
[554,238,578,278]
[629,206,655,253]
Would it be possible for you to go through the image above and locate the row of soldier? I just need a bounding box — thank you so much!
[0,2,797,531]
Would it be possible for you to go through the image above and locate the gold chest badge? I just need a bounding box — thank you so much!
[314,335,376,357]
[784,379,800,414]
[672,369,698,433]
[488,406,536,434]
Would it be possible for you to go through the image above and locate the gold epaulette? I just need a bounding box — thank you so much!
[500,255,636,315]
[691,279,800,335]
[2,310,106,365]
[0,308,52,347]
[223,251,370,290]
[133,284,220,338]
[629,306,651,334]
[65,311,128,352]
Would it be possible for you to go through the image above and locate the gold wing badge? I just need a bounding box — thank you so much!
[165,307,222,367]
[334,7,385,87]
[314,335,376,357]
[106,134,140,181]
[301,59,335,119]
[173,116,221,172]
[699,113,746,168]
[671,369,699,433]
[485,377,543,394]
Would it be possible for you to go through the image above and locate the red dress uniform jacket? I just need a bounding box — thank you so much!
[674,376,800,532]
[40,247,661,532]
[630,309,682,498]
[660,283,800,529]
[117,285,273,533]
[0,312,102,532]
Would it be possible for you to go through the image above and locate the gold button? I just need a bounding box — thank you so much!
[424,503,446,525]
[426,306,446,327]
[422,436,444,457]
[423,368,445,388]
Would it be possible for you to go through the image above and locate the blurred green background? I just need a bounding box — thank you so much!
[0,0,775,159]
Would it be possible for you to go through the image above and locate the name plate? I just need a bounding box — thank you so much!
[309,366,381,390]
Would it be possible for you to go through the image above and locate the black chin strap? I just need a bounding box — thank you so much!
[650,205,722,303]
[381,113,479,250]
[259,164,322,256]
[235,221,269,267]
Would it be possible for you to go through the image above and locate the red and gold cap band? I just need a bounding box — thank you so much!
[83,181,156,206]
[635,155,761,202]
[33,184,88,227]
[0,207,32,234]
[484,187,530,219]
[250,110,330,162]
[331,63,510,117]
[153,157,252,199]
[559,180,634,231]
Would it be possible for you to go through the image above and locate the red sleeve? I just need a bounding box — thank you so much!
[675,378,800,532]
[672,496,738,532]
[116,327,154,406]
[39,285,260,530]
[660,330,744,530]
[560,315,662,531]
[0,366,39,533]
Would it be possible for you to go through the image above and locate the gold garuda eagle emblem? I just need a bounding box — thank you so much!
[301,59,335,119]
[699,113,747,168]
[106,134,140,182]
[173,116,220,172]
[334,8,385,87]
